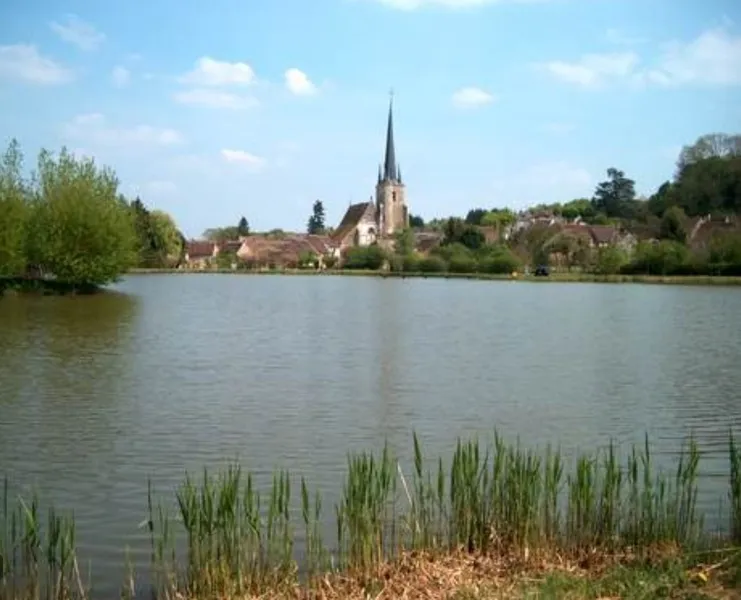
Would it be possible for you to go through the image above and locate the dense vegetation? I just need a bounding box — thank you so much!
[0,140,182,292]
[1,432,740,598]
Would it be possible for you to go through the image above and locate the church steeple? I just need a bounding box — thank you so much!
[383,92,398,182]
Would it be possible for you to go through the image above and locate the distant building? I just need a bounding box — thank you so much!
[332,96,409,250]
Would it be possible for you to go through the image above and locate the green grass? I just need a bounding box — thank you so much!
[2,431,740,599]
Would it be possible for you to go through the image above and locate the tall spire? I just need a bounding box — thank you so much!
[383,90,397,182]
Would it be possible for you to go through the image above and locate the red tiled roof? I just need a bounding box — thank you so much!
[186,240,216,258]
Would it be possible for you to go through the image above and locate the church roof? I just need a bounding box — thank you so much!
[383,97,397,182]
[332,201,374,243]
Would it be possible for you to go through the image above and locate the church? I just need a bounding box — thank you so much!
[331,97,409,248]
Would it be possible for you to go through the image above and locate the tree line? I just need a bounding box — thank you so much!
[0,140,183,291]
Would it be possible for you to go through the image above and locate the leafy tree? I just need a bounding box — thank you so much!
[594,246,628,275]
[560,198,595,221]
[465,208,487,225]
[298,250,318,269]
[478,246,521,274]
[307,200,326,234]
[592,168,637,219]
[27,147,137,288]
[442,218,485,250]
[677,133,741,175]
[394,227,415,256]
[409,214,425,228]
[625,240,689,275]
[659,206,688,243]
[0,139,28,277]
[417,256,447,272]
[237,216,250,237]
[149,210,183,266]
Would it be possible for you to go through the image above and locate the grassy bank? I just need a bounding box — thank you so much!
[2,432,740,599]
[126,267,741,286]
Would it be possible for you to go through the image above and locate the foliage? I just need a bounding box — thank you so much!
[659,206,688,243]
[442,218,485,250]
[298,250,318,269]
[409,214,425,228]
[307,200,326,235]
[394,227,415,256]
[25,147,137,288]
[592,167,637,219]
[0,139,28,277]
[623,240,689,275]
[237,216,250,237]
[477,245,521,274]
[417,256,447,273]
[343,245,386,270]
[594,246,629,275]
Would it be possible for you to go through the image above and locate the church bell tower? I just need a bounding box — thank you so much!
[375,93,408,236]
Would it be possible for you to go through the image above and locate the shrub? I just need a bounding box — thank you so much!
[417,256,447,273]
[448,255,478,274]
[343,245,386,270]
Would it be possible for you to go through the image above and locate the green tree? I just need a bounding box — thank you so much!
[307,200,326,234]
[592,168,637,219]
[149,210,183,266]
[237,216,250,237]
[594,246,628,275]
[442,218,485,250]
[0,139,28,277]
[409,214,425,228]
[343,245,386,270]
[394,227,415,256]
[27,147,136,288]
[659,206,688,243]
[677,133,741,175]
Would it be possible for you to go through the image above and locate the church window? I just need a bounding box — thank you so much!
[392,191,397,203]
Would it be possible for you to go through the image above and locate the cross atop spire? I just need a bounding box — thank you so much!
[382,91,398,182]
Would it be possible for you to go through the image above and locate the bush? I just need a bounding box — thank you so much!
[594,246,628,275]
[402,254,421,272]
[417,256,447,273]
[448,255,478,273]
[623,240,689,275]
[478,246,521,274]
[343,245,386,270]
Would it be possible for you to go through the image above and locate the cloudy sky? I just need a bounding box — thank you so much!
[1,0,739,237]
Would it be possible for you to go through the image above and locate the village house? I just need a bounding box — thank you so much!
[183,240,219,269]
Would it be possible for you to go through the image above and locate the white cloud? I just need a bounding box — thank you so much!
[173,88,259,109]
[284,68,317,95]
[451,86,495,108]
[0,44,72,85]
[49,15,105,51]
[646,28,741,86]
[538,52,639,89]
[179,57,255,87]
[372,0,546,9]
[221,149,266,171]
[540,27,741,89]
[111,66,131,88]
[64,113,184,148]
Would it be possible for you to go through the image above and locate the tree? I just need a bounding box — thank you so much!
[307,200,326,234]
[394,227,415,255]
[442,218,485,250]
[149,210,183,265]
[26,147,136,288]
[237,216,250,237]
[677,133,741,175]
[409,214,425,228]
[0,139,28,277]
[659,206,688,243]
[592,168,637,219]
[203,226,240,242]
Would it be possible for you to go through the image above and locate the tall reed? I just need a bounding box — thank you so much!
[1,431,738,599]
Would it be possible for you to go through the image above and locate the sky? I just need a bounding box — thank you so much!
[1,0,740,237]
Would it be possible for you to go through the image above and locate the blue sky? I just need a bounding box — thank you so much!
[1,0,740,237]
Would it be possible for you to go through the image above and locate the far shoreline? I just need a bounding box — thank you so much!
[126,268,741,287]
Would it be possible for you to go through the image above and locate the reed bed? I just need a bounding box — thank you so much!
[1,431,740,599]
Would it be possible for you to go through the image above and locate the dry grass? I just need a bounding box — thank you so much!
[164,546,741,599]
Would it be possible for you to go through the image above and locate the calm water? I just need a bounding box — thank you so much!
[1,274,741,591]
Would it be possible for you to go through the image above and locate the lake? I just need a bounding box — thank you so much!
[1,274,740,593]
